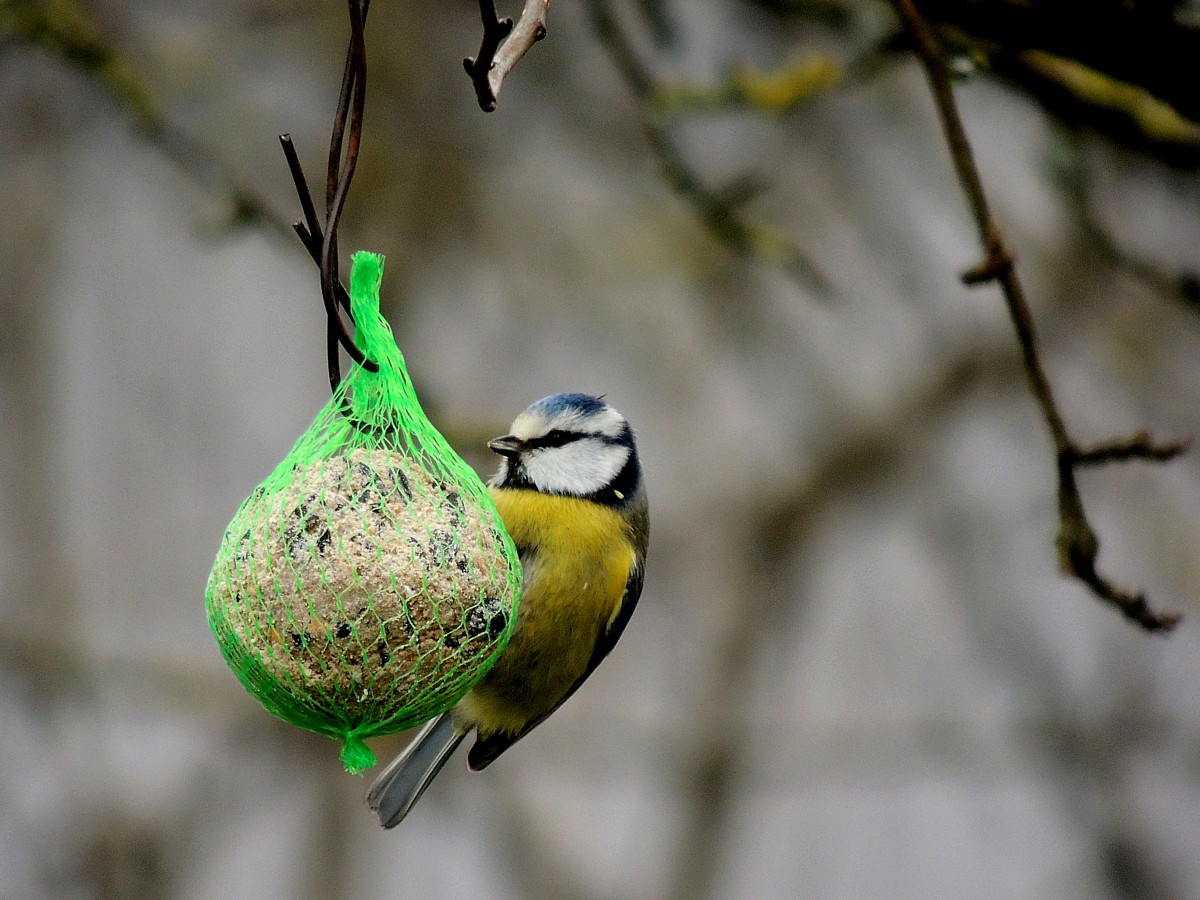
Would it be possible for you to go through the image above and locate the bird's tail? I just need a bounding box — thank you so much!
[366,712,468,828]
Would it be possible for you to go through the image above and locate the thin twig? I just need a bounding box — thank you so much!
[2,0,285,237]
[277,0,379,391]
[1072,432,1191,467]
[887,0,1184,632]
[464,0,550,112]
[1050,136,1200,315]
[14,0,377,389]
[583,0,829,294]
[3,0,380,342]
[279,134,353,317]
[319,0,376,390]
[910,0,1200,124]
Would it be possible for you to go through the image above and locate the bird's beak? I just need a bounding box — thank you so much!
[487,435,524,458]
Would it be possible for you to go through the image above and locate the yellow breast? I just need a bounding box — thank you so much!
[455,487,635,736]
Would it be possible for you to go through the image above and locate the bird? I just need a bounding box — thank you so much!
[366,392,649,828]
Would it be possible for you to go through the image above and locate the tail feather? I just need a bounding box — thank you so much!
[366,713,467,828]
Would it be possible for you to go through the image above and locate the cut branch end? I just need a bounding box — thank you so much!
[465,0,551,112]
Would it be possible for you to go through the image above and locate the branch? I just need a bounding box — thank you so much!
[5,0,388,394]
[464,0,550,112]
[314,0,378,388]
[279,134,353,318]
[583,0,830,294]
[993,50,1200,171]
[912,0,1200,125]
[887,0,1185,632]
[1071,431,1191,467]
[649,53,843,117]
[1,0,286,237]
[1050,137,1200,312]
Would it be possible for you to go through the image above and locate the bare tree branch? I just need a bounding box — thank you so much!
[464,0,551,112]
[1050,137,1200,311]
[583,0,830,294]
[913,0,1200,125]
[1,0,288,237]
[1072,432,1192,467]
[887,0,1185,632]
[991,49,1200,170]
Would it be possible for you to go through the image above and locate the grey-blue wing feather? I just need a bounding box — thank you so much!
[366,712,466,828]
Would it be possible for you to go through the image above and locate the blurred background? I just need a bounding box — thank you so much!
[3,1,1200,897]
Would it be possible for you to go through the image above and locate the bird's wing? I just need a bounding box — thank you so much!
[583,553,645,675]
[467,556,645,771]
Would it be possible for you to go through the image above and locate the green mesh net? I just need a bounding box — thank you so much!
[205,251,522,773]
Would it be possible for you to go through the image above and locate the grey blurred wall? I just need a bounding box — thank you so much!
[3,2,1200,898]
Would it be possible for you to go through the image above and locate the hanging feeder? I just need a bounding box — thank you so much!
[206,252,522,773]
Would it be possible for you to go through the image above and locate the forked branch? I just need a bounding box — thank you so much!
[465,0,551,112]
[887,0,1185,632]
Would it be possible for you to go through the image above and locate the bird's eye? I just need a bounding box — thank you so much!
[530,429,578,449]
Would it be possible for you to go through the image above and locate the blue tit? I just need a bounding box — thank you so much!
[367,392,649,828]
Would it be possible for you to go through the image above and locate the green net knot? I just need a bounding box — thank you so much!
[340,732,378,775]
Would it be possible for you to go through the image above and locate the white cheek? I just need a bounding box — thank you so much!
[523,440,629,496]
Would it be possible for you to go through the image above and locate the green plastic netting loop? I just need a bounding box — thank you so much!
[205,251,522,773]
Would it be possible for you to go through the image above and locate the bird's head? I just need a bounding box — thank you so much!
[488,393,641,506]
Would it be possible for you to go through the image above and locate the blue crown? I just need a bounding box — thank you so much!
[531,392,607,417]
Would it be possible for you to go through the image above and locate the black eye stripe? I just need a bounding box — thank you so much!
[523,429,630,451]
[525,429,580,450]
